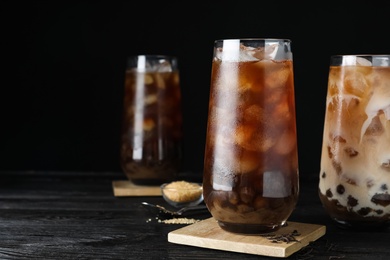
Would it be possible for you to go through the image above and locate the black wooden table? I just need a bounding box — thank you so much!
[0,171,389,260]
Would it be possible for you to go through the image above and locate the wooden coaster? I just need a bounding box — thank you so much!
[112,180,161,196]
[168,217,326,258]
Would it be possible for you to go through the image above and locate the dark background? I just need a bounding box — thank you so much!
[0,1,389,180]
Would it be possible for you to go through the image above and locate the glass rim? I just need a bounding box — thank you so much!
[331,55,390,66]
[214,38,291,43]
[126,55,178,71]
[127,54,177,59]
[331,54,390,58]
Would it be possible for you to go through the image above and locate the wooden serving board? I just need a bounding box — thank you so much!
[112,180,161,196]
[168,217,326,258]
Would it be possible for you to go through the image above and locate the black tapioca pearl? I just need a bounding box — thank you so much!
[344,147,358,157]
[347,195,358,207]
[357,207,371,216]
[375,209,384,215]
[326,189,333,198]
[336,184,345,194]
[381,184,388,191]
[322,172,326,178]
[371,193,390,207]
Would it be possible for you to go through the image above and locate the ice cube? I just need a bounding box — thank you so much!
[244,105,264,123]
[365,79,390,118]
[156,60,173,72]
[360,70,390,140]
[234,125,255,146]
[343,70,369,98]
[252,43,288,60]
[341,56,372,66]
[363,115,384,136]
[138,57,174,72]
[274,130,296,155]
[216,40,258,62]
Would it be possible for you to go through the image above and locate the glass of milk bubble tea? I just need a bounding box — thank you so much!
[319,55,390,230]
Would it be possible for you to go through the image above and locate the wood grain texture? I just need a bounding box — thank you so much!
[168,218,326,258]
[1,171,390,260]
[112,180,162,196]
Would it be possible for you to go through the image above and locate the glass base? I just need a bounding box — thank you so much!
[217,220,284,234]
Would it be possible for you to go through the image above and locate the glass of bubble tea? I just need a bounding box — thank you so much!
[202,39,300,234]
[319,55,390,229]
[120,55,183,186]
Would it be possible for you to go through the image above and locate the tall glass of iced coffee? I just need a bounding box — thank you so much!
[319,55,390,229]
[203,39,299,234]
[120,55,183,185]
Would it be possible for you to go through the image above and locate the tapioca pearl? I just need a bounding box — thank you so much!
[375,209,384,215]
[326,189,333,198]
[347,195,358,207]
[227,191,239,205]
[371,193,390,207]
[237,203,254,214]
[336,184,345,194]
[239,186,255,204]
[210,191,227,208]
[381,184,388,191]
[344,147,359,157]
[253,196,269,210]
[357,207,371,216]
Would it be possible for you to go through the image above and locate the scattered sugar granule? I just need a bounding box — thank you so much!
[158,218,200,224]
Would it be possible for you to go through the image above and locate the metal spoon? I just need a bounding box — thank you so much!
[141,202,208,219]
